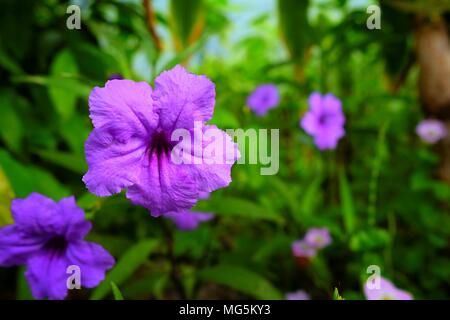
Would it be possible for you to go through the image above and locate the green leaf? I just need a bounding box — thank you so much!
[32,149,87,174]
[86,234,133,257]
[77,193,102,211]
[28,166,70,200]
[298,175,323,221]
[58,113,91,155]
[85,21,133,79]
[72,42,117,80]
[110,282,124,300]
[0,90,24,153]
[49,49,79,120]
[350,229,390,252]
[278,0,312,63]
[174,227,211,259]
[252,235,291,263]
[16,267,33,300]
[198,265,283,299]
[0,47,24,75]
[209,107,240,128]
[309,256,332,289]
[11,75,91,100]
[333,287,344,300]
[91,239,159,300]
[169,0,204,51]
[209,196,284,224]
[271,177,299,217]
[0,166,14,226]
[0,149,69,199]
[122,273,169,299]
[0,149,34,197]
[159,34,207,72]
[339,167,356,235]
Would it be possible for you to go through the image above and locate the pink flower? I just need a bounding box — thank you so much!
[286,290,311,300]
[292,240,316,258]
[304,228,332,249]
[416,119,447,144]
[364,276,413,300]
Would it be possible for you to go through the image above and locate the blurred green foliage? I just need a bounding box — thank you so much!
[0,0,449,300]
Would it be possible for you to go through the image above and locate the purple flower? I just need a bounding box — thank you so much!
[83,65,239,216]
[292,240,316,258]
[164,211,213,231]
[416,119,447,144]
[286,290,311,300]
[0,193,115,300]
[247,84,279,116]
[364,276,413,300]
[300,92,345,150]
[304,227,332,249]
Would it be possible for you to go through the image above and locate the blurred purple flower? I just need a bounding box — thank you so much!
[83,65,240,216]
[416,119,447,144]
[0,193,115,300]
[247,84,279,116]
[300,92,345,150]
[164,211,213,231]
[286,290,311,300]
[292,240,316,258]
[364,276,413,300]
[304,227,332,249]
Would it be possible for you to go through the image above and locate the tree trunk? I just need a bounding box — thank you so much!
[415,17,450,183]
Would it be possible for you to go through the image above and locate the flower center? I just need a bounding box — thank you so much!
[318,113,330,125]
[314,236,324,244]
[150,129,172,157]
[44,236,68,254]
[261,94,270,104]
[426,129,437,137]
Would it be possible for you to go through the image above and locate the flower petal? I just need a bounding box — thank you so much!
[364,276,413,300]
[300,111,318,135]
[164,211,213,231]
[25,250,71,300]
[291,240,316,258]
[11,193,61,235]
[0,225,45,266]
[126,152,198,216]
[304,227,332,249]
[88,80,158,141]
[286,290,310,300]
[153,65,215,131]
[393,289,413,300]
[66,241,115,288]
[174,125,240,195]
[308,92,323,113]
[314,126,344,150]
[322,93,342,113]
[83,127,147,196]
[57,196,92,241]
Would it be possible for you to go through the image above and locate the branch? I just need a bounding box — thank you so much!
[143,0,163,52]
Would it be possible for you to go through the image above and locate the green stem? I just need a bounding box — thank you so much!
[368,122,389,226]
